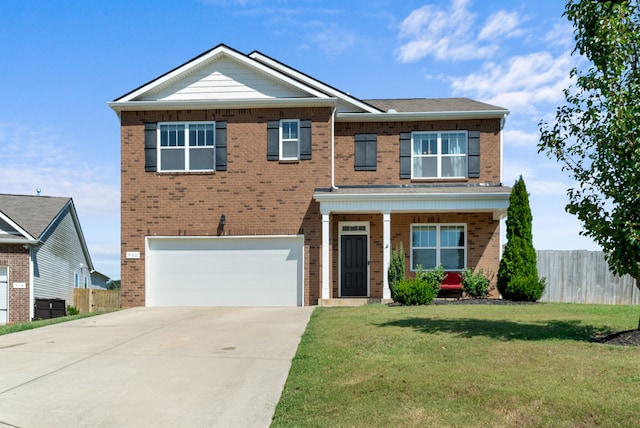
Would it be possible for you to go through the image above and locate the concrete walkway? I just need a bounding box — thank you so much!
[0,307,313,428]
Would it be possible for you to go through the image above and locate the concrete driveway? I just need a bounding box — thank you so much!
[0,306,313,428]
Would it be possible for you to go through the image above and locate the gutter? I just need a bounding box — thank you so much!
[336,109,509,122]
[108,97,339,113]
[0,238,41,246]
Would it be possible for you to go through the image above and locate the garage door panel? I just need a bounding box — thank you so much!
[147,236,303,307]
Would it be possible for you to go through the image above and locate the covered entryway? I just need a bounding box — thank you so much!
[146,236,304,307]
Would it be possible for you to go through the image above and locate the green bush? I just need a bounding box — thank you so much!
[66,305,80,316]
[388,242,405,299]
[461,268,491,299]
[502,276,546,302]
[498,176,539,297]
[393,265,445,305]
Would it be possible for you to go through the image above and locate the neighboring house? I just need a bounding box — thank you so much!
[90,271,110,289]
[109,44,510,308]
[0,194,96,323]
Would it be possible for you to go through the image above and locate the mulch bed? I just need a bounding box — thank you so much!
[592,329,640,346]
[431,298,640,346]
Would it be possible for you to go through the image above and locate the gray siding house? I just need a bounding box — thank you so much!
[0,194,99,323]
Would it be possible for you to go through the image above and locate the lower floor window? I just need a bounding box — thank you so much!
[411,224,466,270]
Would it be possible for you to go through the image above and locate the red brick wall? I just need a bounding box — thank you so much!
[0,245,31,323]
[120,107,333,307]
[334,118,502,184]
[120,109,504,306]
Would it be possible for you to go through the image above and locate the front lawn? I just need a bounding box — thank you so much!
[272,303,640,427]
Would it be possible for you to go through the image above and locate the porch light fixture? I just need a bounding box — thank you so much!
[219,214,226,226]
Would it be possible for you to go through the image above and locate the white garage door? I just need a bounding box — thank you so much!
[146,236,303,307]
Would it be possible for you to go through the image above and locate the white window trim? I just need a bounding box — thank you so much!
[158,121,216,172]
[410,223,467,271]
[279,119,300,161]
[411,131,468,179]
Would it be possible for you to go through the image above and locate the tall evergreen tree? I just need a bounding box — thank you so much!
[498,176,544,300]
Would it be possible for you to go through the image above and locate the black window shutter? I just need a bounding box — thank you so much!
[299,119,312,160]
[144,123,157,172]
[355,134,377,171]
[215,121,227,171]
[468,130,480,178]
[267,120,279,161]
[399,132,411,179]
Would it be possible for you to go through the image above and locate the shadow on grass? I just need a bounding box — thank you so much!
[376,317,612,342]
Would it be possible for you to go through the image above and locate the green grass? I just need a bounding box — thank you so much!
[271,303,640,428]
[0,310,116,336]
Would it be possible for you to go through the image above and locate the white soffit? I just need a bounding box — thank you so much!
[313,191,510,219]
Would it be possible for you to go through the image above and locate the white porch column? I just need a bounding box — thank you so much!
[383,211,391,299]
[321,213,330,299]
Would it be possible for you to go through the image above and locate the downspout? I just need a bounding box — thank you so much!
[331,107,338,190]
[500,113,507,184]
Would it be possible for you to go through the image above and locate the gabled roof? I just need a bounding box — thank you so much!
[0,194,94,270]
[109,44,509,121]
[109,43,362,113]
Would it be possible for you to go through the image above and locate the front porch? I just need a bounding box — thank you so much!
[313,184,511,303]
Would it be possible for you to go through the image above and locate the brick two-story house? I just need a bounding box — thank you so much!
[109,44,510,307]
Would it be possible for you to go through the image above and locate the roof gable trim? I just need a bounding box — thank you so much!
[113,44,331,104]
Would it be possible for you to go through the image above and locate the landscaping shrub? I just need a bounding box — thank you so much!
[66,305,79,316]
[388,242,405,299]
[461,268,491,299]
[503,275,546,301]
[498,176,546,300]
[393,265,445,305]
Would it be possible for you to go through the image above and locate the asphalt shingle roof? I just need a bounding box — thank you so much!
[364,98,507,113]
[0,194,70,239]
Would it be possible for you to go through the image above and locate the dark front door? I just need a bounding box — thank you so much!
[341,234,368,297]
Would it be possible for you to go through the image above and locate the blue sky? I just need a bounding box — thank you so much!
[0,0,597,280]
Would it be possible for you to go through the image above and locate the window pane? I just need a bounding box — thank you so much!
[414,157,437,178]
[189,147,214,170]
[413,249,436,270]
[205,124,214,146]
[412,226,436,247]
[442,156,467,177]
[440,226,464,247]
[188,124,215,147]
[441,249,464,270]
[413,133,437,155]
[160,148,185,170]
[282,140,298,158]
[441,133,466,155]
[282,121,298,139]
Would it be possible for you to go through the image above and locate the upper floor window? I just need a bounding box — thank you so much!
[280,120,300,160]
[411,224,466,271]
[159,122,216,172]
[412,131,467,178]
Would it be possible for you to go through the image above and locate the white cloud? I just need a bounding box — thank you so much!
[478,10,523,41]
[395,0,524,63]
[308,23,357,58]
[0,123,119,217]
[503,128,540,148]
[450,50,574,114]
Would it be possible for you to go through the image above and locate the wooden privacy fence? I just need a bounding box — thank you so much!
[74,288,121,313]
[537,250,640,305]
